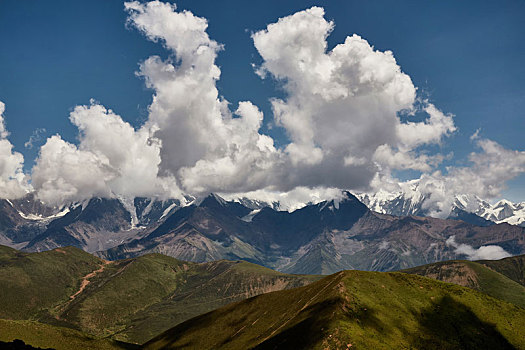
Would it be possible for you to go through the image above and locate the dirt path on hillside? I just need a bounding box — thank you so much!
[54,259,112,319]
[68,259,111,302]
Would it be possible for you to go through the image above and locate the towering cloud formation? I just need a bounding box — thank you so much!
[126,1,280,194]
[251,7,455,190]
[19,2,523,212]
[0,102,29,198]
[32,102,183,205]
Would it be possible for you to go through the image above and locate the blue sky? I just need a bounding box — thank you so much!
[0,0,524,203]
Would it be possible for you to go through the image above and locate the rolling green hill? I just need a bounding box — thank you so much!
[0,319,137,350]
[144,270,525,350]
[402,256,525,308]
[3,244,524,349]
[0,245,319,344]
[0,245,102,320]
[478,254,525,286]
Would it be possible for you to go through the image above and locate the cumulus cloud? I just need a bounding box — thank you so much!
[0,101,29,199]
[31,0,281,205]
[372,144,444,172]
[125,1,281,195]
[252,7,455,189]
[18,2,523,211]
[446,235,511,260]
[397,103,456,149]
[32,102,183,205]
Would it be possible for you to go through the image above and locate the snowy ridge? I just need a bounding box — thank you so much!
[159,202,178,220]
[476,200,525,226]
[17,207,70,222]
[356,183,429,217]
[358,188,525,227]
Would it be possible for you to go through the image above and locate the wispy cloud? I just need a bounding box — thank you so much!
[446,235,511,260]
[24,128,46,149]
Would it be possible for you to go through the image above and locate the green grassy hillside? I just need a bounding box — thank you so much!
[145,270,525,350]
[478,254,525,286]
[402,258,525,308]
[0,319,137,350]
[0,245,319,344]
[0,245,103,320]
[60,253,319,343]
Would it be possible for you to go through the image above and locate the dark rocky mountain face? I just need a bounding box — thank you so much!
[10,193,59,218]
[0,199,39,245]
[0,195,186,254]
[24,198,135,253]
[447,207,495,227]
[2,191,524,274]
[133,197,182,226]
[103,192,369,264]
[101,192,525,274]
[0,194,59,245]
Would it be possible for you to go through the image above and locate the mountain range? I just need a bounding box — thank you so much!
[1,191,524,275]
[356,186,525,227]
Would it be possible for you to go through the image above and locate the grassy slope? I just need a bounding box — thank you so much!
[64,254,319,343]
[0,319,137,350]
[478,254,525,286]
[402,258,525,308]
[145,270,525,350]
[0,245,319,344]
[0,245,103,320]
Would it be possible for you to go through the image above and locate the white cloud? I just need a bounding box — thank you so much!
[15,2,523,210]
[397,103,456,149]
[372,144,443,172]
[24,128,46,149]
[125,1,281,196]
[0,101,29,199]
[446,235,511,260]
[31,134,115,205]
[252,7,455,190]
[373,136,525,218]
[0,102,9,139]
[221,186,344,212]
[32,102,184,206]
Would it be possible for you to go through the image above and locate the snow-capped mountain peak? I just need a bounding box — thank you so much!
[357,188,525,227]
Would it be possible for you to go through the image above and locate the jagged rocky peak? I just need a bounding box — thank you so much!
[130,197,185,226]
[196,193,253,219]
[199,193,228,207]
[231,197,281,211]
[356,185,429,217]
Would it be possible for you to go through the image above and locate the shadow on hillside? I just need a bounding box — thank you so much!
[253,297,385,350]
[252,298,341,350]
[410,295,516,350]
[143,296,266,348]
